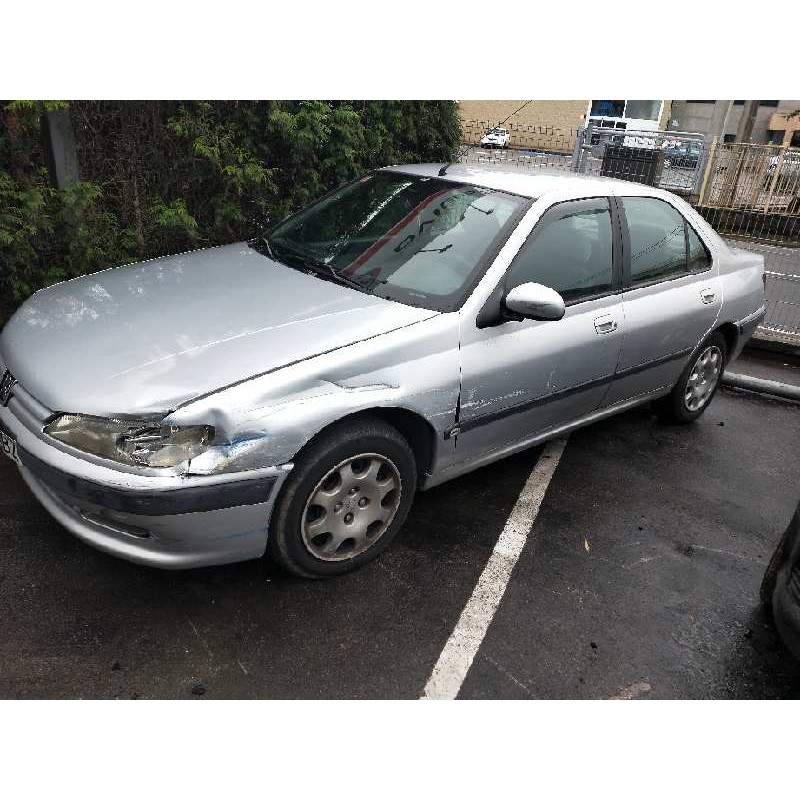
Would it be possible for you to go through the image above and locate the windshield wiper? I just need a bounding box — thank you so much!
[267,239,365,291]
[303,258,365,291]
[257,234,277,261]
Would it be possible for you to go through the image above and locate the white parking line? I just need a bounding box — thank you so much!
[421,437,568,700]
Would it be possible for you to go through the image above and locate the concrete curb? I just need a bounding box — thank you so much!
[747,337,800,359]
[722,372,800,401]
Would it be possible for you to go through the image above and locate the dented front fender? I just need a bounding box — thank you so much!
[168,313,462,477]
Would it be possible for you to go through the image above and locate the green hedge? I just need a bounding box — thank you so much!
[0,100,461,302]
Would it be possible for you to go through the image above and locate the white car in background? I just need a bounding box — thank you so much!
[480,127,510,149]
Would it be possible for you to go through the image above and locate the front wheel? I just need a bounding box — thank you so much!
[656,332,727,423]
[267,417,417,578]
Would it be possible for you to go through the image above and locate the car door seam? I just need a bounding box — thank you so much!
[449,346,692,438]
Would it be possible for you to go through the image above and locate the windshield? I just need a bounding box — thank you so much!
[255,171,527,311]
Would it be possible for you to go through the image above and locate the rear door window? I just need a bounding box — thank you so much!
[621,196,712,286]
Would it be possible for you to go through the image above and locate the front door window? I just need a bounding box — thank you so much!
[507,197,615,304]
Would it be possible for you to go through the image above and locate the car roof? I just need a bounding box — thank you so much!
[381,162,674,201]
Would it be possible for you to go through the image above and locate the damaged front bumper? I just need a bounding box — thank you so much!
[1,385,291,569]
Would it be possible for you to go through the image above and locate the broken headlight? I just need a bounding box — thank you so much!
[44,414,213,468]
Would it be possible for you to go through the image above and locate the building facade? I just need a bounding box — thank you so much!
[456,100,589,132]
[457,100,671,133]
[457,100,800,147]
[667,101,800,145]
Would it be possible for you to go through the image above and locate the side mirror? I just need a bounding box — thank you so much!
[503,282,565,322]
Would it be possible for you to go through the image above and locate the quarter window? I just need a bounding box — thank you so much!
[621,197,711,286]
[508,197,614,303]
[687,223,711,271]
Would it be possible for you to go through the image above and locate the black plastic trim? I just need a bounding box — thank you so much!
[446,373,614,437]
[17,449,277,516]
[447,347,692,438]
[613,347,693,380]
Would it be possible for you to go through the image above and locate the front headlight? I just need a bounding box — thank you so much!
[44,414,214,468]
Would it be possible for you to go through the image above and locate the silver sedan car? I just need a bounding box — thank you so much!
[0,164,765,577]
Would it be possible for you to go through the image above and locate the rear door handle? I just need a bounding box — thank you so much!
[700,288,716,304]
[594,315,618,335]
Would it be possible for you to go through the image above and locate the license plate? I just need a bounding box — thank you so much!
[0,425,20,466]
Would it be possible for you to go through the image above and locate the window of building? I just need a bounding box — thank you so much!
[624,101,661,121]
[589,101,661,121]
[509,198,614,304]
[684,100,779,107]
[590,100,625,118]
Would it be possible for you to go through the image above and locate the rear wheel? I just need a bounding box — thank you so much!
[656,332,727,423]
[268,417,417,578]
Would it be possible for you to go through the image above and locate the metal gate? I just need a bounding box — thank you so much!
[572,126,707,196]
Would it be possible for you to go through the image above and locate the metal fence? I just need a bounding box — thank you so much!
[574,127,706,196]
[457,121,800,344]
[460,119,578,154]
[724,239,800,345]
[458,120,578,172]
[693,143,800,343]
[761,271,800,344]
[458,120,708,196]
[696,141,800,243]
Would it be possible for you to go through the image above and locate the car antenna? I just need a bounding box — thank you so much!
[438,100,532,177]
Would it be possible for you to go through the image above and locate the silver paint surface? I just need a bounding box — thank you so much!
[0,243,436,415]
[0,164,765,568]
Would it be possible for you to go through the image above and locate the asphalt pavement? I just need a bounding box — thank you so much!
[1,378,798,699]
[731,348,800,387]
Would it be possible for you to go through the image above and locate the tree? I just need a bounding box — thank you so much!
[0,101,462,301]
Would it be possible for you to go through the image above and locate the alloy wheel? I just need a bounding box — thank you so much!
[684,345,723,411]
[301,453,402,562]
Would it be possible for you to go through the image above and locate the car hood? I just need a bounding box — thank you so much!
[0,243,437,416]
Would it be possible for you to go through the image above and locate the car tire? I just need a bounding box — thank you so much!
[760,522,793,607]
[656,331,728,424]
[267,416,417,578]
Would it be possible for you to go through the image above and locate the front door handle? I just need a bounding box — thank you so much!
[700,288,716,304]
[594,315,618,335]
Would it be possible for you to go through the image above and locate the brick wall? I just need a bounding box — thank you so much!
[457,100,588,134]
